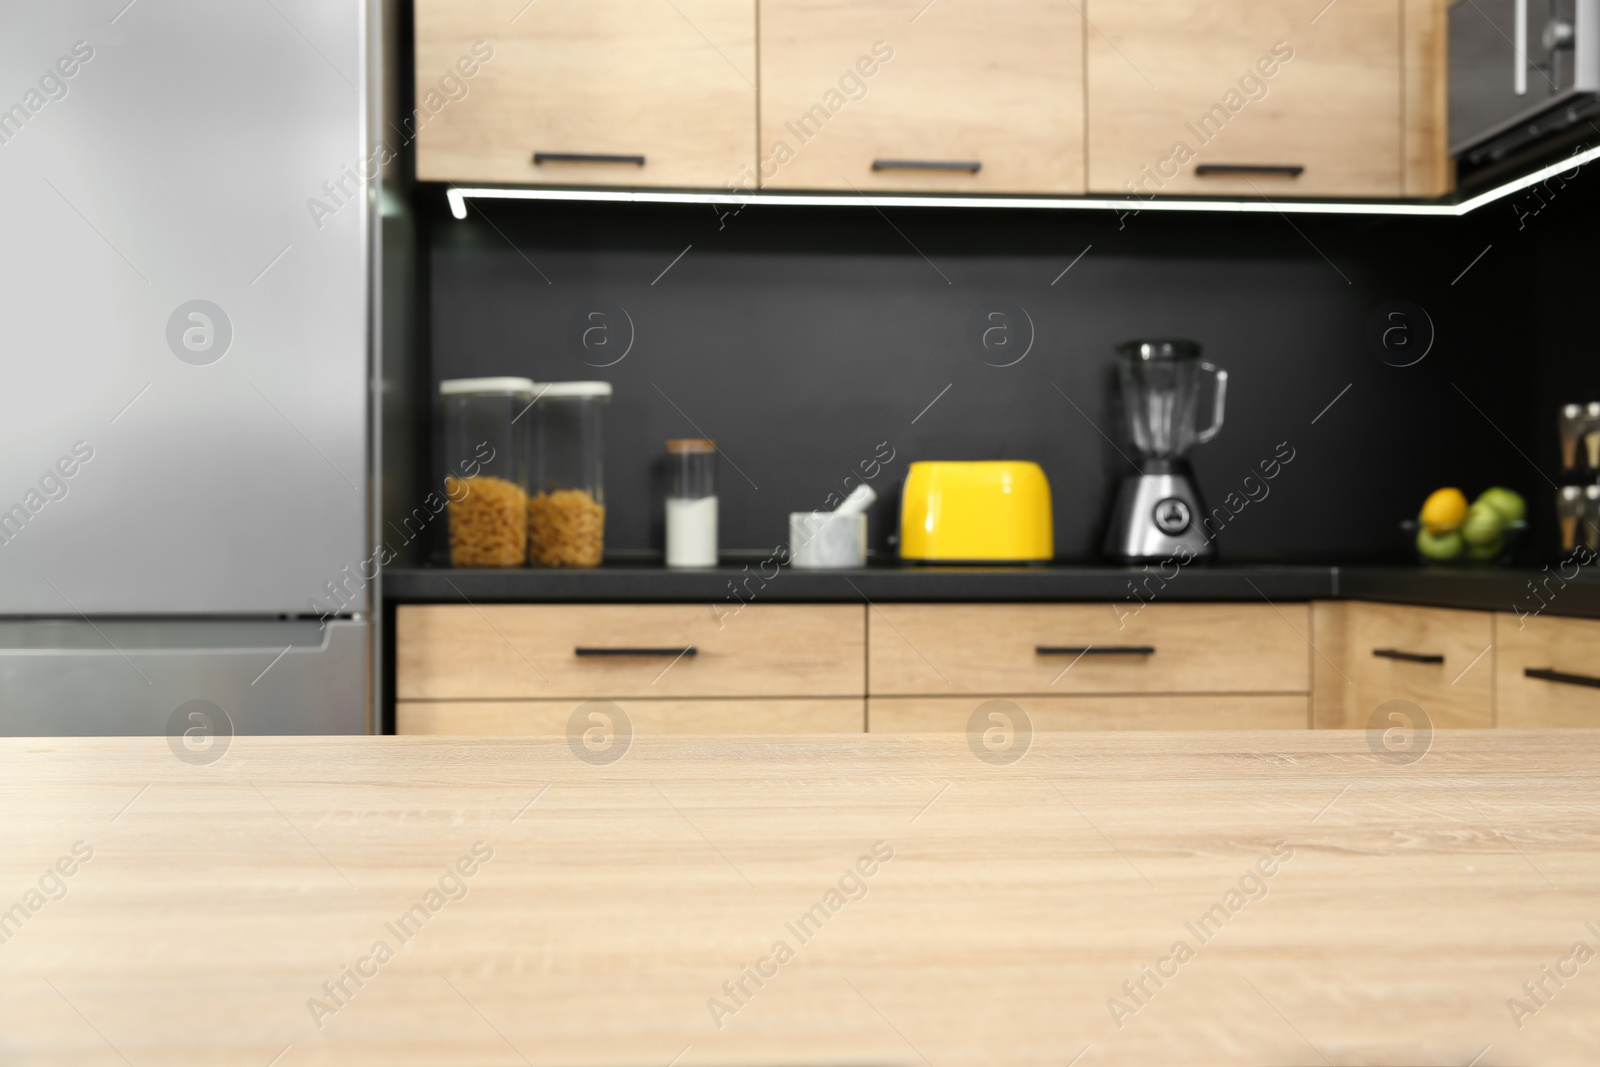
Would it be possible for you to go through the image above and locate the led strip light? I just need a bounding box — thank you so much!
[446,142,1600,220]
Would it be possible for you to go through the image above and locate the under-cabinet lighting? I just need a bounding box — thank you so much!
[444,142,1600,221]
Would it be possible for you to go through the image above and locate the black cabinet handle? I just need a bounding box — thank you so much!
[1194,164,1305,178]
[1372,648,1446,664]
[534,152,646,166]
[1524,667,1600,689]
[1036,646,1155,656]
[575,646,696,658]
[872,159,982,173]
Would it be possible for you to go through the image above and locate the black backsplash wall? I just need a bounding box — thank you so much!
[422,168,1589,563]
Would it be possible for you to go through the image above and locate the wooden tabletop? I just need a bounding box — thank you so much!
[2,731,1598,1066]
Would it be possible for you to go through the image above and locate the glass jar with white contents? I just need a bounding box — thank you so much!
[665,439,717,568]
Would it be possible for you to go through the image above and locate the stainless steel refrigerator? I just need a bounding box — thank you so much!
[0,0,377,734]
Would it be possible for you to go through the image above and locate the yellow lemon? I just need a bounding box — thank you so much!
[1419,487,1468,533]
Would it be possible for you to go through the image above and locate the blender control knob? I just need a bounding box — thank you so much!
[1153,498,1191,535]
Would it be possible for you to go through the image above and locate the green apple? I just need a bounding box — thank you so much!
[1476,486,1526,524]
[1461,501,1506,546]
[1417,528,1464,561]
[1467,536,1505,562]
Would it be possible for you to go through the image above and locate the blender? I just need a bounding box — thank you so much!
[1103,339,1228,562]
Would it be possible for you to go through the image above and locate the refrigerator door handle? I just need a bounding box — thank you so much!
[1516,0,1529,95]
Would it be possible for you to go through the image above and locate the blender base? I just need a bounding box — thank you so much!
[1103,459,1216,563]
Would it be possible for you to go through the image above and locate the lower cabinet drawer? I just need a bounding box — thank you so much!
[1313,602,1494,729]
[398,699,866,735]
[867,603,1309,695]
[1495,613,1600,727]
[397,604,864,700]
[867,695,1309,732]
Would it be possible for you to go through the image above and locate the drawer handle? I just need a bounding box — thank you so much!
[575,646,696,658]
[872,158,982,173]
[1194,164,1305,178]
[1524,666,1600,689]
[1372,648,1446,664]
[534,152,647,166]
[1036,646,1155,656]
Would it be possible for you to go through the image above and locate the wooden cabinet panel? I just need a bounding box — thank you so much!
[1496,614,1600,728]
[397,604,864,699]
[758,0,1084,193]
[866,603,1309,696]
[1402,0,1452,197]
[415,0,756,187]
[869,695,1308,732]
[1085,0,1402,197]
[1311,602,1493,729]
[399,699,865,734]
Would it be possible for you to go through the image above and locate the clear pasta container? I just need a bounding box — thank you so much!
[526,381,611,567]
[439,377,535,567]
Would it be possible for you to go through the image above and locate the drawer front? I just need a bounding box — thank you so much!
[758,0,1084,193]
[415,0,756,186]
[868,695,1308,732]
[397,604,864,699]
[399,699,865,735]
[1337,603,1494,729]
[1496,613,1600,728]
[1085,0,1401,197]
[867,603,1309,696]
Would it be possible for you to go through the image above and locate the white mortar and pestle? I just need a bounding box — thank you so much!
[788,484,874,569]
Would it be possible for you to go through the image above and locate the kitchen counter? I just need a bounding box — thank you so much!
[386,561,1336,603]
[4,731,1598,1065]
[1340,564,1600,620]
[384,561,1600,618]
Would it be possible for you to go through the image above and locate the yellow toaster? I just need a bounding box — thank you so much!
[898,461,1054,562]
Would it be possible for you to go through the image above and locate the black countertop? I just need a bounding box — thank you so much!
[382,561,1600,618]
[384,562,1334,603]
[1339,565,1600,620]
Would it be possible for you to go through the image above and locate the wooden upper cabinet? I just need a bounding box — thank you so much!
[414,0,756,187]
[1085,0,1404,198]
[1402,0,1452,198]
[757,0,1085,193]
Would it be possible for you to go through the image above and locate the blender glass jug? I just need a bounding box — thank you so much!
[1116,339,1227,458]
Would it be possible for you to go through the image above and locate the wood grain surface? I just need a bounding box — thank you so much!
[398,698,866,734]
[1085,0,1403,197]
[2,732,1598,1065]
[1312,601,1496,729]
[868,694,1309,732]
[758,0,1085,193]
[1495,612,1600,728]
[414,0,756,187]
[1402,0,1453,198]
[397,604,865,700]
[867,603,1310,696]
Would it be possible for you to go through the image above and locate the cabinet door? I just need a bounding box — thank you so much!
[758,0,1084,193]
[415,0,756,187]
[1086,0,1401,197]
[1496,614,1600,728]
[1312,602,1494,729]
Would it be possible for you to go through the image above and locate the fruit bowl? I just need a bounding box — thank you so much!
[1407,486,1527,566]
[1401,518,1526,566]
